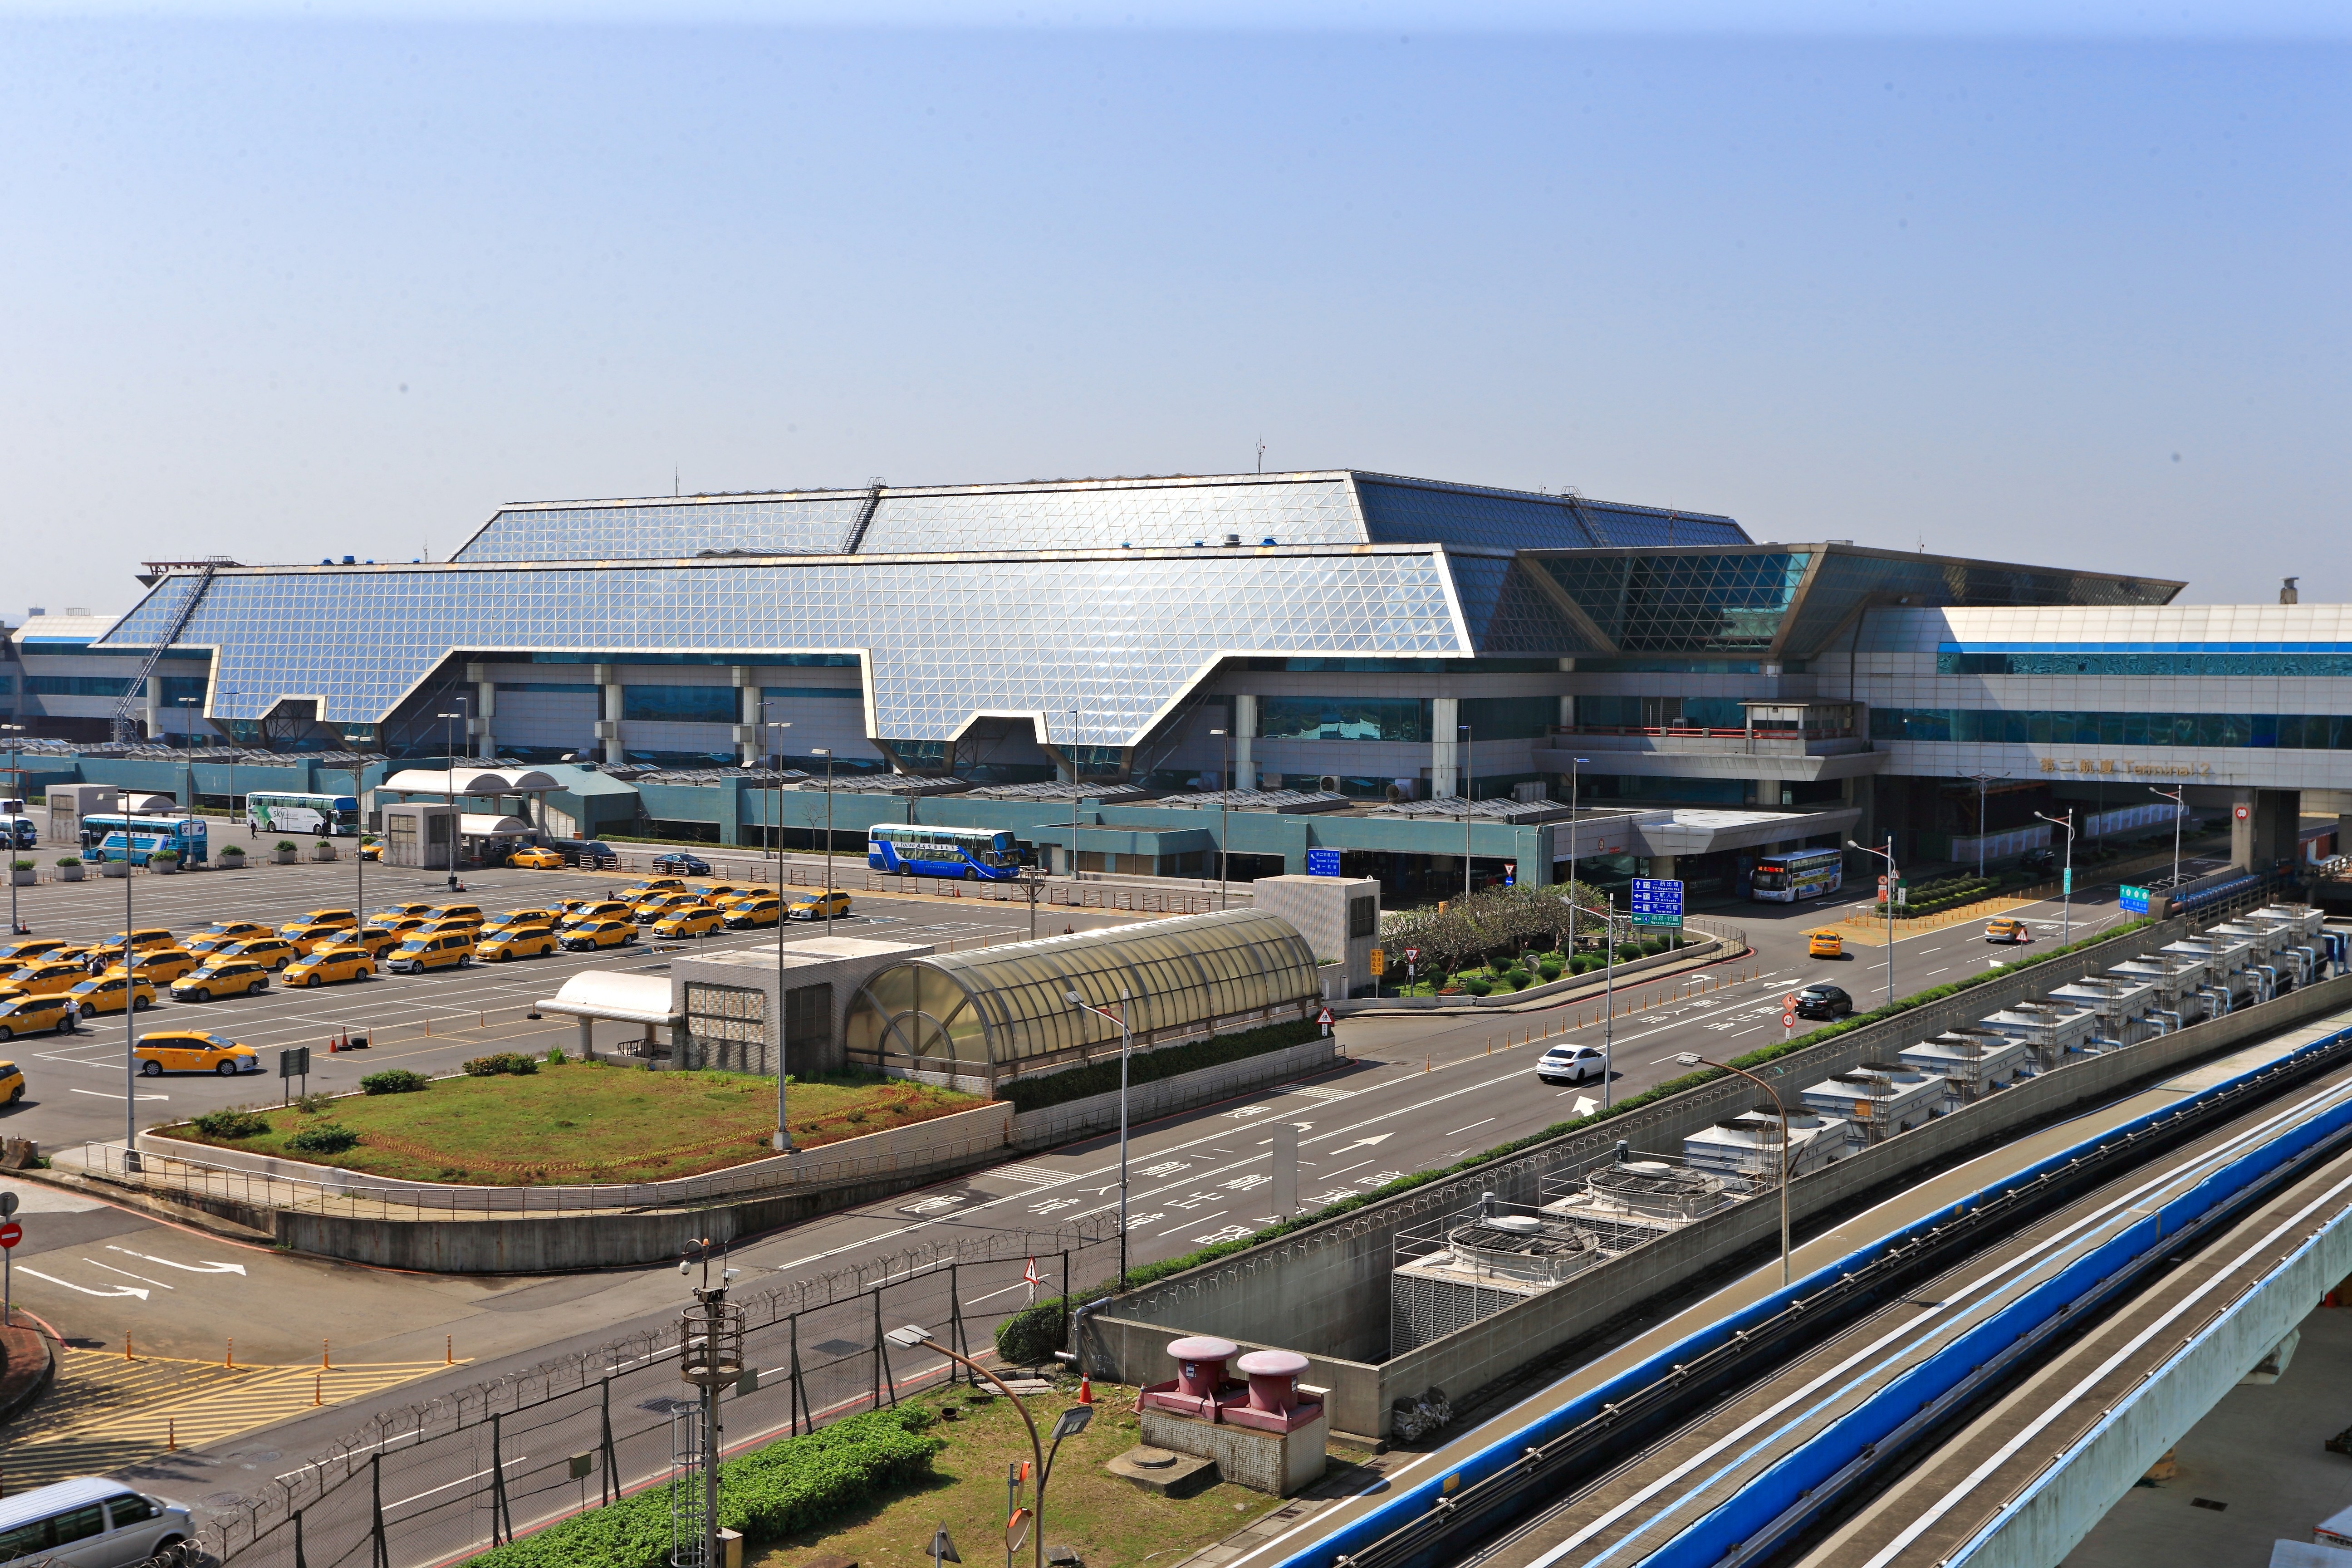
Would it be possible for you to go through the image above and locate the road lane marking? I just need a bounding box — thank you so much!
[17,1267,148,1300]
[68,1088,171,1101]
[104,1245,248,1275]
[83,1258,176,1290]
[1445,1118,1494,1136]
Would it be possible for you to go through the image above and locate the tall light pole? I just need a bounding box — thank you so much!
[437,697,468,892]
[1457,721,1474,901]
[1064,987,1134,1288]
[764,713,794,1153]
[120,760,140,1171]
[1848,837,1898,1007]
[1208,726,1232,910]
[881,1324,1090,1568]
[760,708,791,868]
[1967,772,1999,881]
[2,723,22,937]
[1675,1053,1793,1284]
[812,748,835,932]
[2151,786,2185,897]
[1067,708,1082,883]
[2035,808,2077,946]
[1565,755,1588,948]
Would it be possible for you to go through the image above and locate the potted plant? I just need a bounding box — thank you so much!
[150,849,181,874]
[102,856,130,877]
[273,840,299,864]
[8,859,31,887]
[310,837,338,862]
[217,844,246,868]
[56,855,83,882]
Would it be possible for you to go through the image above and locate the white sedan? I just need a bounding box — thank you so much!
[1537,1044,1607,1084]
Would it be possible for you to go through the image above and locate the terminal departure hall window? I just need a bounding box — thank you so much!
[621,686,739,724]
[1871,709,2352,748]
[1256,696,1432,743]
[25,675,139,697]
[1458,695,1559,740]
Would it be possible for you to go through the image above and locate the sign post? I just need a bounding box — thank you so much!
[1405,946,1420,995]
[279,1045,312,1107]
[0,1187,19,1328]
[1629,878,1685,948]
[1316,1007,1334,1039]
[2119,884,2150,916]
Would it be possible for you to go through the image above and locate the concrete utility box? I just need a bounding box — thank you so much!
[47,784,121,844]
[1250,874,1381,998]
[1136,1337,1328,1496]
[379,802,459,869]
[1800,1060,1949,1141]
[671,938,936,1080]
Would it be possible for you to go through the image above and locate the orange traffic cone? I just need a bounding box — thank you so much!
[1078,1374,1093,1405]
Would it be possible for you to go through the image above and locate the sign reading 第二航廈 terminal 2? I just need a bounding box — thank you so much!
[2120,884,2151,915]
[1629,877,1684,928]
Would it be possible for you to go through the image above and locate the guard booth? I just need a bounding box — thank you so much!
[378,802,458,869]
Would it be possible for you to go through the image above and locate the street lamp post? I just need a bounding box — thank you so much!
[437,698,469,892]
[881,1324,1090,1568]
[764,711,794,1154]
[812,749,835,932]
[1457,722,1474,901]
[1966,772,1999,881]
[1065,987,1134,1288]
[2035,808,2078,946]
[1847,836,1899,1007]
[1565,755,1588,948]
[1674,1053,1793,1284]
[2151,786,2186,898]
[2,724,23,936]
[1209,727,1233,910]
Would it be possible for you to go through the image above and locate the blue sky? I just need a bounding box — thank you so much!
[3,5,2344,615]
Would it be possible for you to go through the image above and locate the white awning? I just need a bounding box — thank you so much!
[536,970,682,1026]
[380,768,564,797]
[460,813,533,837]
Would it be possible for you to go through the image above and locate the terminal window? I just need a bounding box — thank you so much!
[686,983,765,1046]
[622,685,739,724]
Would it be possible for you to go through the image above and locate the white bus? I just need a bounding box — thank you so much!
[1749,846,1844,902]
[246,792,361,836]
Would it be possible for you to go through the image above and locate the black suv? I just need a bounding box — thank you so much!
[2019,847,2057,875]
[651,851,711,875]
[1794,983,1854,1020]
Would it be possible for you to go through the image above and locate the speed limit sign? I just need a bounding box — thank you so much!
[1782,1012,1796,1029]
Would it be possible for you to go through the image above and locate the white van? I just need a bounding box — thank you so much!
[0,1477,192,1567]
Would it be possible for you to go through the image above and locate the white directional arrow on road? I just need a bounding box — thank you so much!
[1337,1133,1393,1150]
[1573,1096,1600,1117]
[18,1267,149,1300]
[106,1245,248,1276]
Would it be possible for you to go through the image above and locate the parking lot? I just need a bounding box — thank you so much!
[0,850,1132,1153]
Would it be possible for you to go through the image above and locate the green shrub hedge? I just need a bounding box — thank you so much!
[360,1068,430,1095]
[191,1107,270,1139]
[995,1018,1322,1113]
[994,1299,1068,1366]
[286,1123,359,1154]
[458,1406,942,1568]
[464,1052,539,1077]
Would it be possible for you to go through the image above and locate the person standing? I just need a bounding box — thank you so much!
[62,995,79,1034]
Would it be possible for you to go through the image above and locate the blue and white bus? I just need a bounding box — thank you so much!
[1749,845,1843,902]
[83,813,210,866]
[867,824,1021,880]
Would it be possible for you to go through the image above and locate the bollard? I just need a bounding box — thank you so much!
[447,1334,454,1365]
[323,1339,331,1370]
[168,1418,176,1453]
[225,1338,233,1369]
[125,1332,133,1362]
[314,1371,322,1406]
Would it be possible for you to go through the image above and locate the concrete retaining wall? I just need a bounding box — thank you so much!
[1009,1039,1343,1151]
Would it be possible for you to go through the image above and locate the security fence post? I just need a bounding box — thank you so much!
[600,1377,618,1504]
[293,1509,307,1568]
[872,1289,895,1407]
[371,1454,388,1568]
[788,1313,807,1436]
[491,1410,513,1544]
[948,1263,970,1386]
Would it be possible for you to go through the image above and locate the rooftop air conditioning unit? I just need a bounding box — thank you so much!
[1319,775,1342,794]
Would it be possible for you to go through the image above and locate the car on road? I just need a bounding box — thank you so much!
[787,890,853,921]
[169,958,272,1002]
[284,946,376,986]
[1793,983,1855,1021]
[281,908,358,934]
[1806,930,1845,959]
[507,846,565,869]
[477,925,558,962]
[359,837,384,860]
[651,905,724,939]
[384,932,475,974]
[1536,1044,1607,1084]
[370,902,437,926]
[558,900,632,929]
[282,921,359,955]
[84,929,178,969]
[695,882,760,907]
[422,904,484,928]
[721,895,782,929]
[0,1475,194,1568]
[117,949,199,987]
[0,1058,21,1102]
[631,891,704,924]
[1984,917,2032,944]
[619,877,687,901]
[221,935,300,970]
[495,907,563,931]
[560,917,638,952]
[0,995,73,1041]
[135,1030,262,1076]
[187,921,274,957]
[345,927,402,960]
[64,973,157,1017]
[650,852,711,875]
[0,960,94,1000]
[2019,848,2057,876]
[0,938,71,967]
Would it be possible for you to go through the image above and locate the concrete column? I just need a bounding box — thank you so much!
[475,675,496,760]
[735,666,760,765]
[596,663,623,765]
[1649,853,1677,878]
[577,1017,595,1062]
[143,676,164,741]
[2253,788,2300,870]
[2229,788,2256,870]
[1431,696,1460,799]
[1231,694,1256,790]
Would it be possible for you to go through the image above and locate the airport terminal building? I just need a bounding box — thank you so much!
[3,469,2343,899]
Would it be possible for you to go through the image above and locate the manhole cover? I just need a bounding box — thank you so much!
[1130,1449,1179,1470]
[636,1397,692,1416]
[810,1339,866,1357]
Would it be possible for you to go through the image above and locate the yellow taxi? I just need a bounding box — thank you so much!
[560,917,638,952]
[0,994,73,1042]
[169,957,273,1002]
[0,960,93,1000]
[721,895,782,930]
[371,902,437,926]
[284,945,376,987]
[559,900,632,930]
[188,921,275,958]
[134,1030,262,1077]
[1806,930,1844,960]
[280,908,358,935]
[118,948,200,987]
[477,924,558,962]
[85,929,179,969]
[366,915,429,943]
[421,904,485,929]
[497,907,563,931]
[0,1057,22,1104]
[651,904,725,939]
[507,846,564,870]
[1984,917,2033,945]
[222,934,301,970]
[283,921,358,955]
[619,877,686,901]
[359,837,384,860]
[345,926,402,960]
[0,937,72,967]
[630,891,705,924]
[787,890,853,921]
[65,972,157,1016]
[384,931,476,974]
[696,883,761,908]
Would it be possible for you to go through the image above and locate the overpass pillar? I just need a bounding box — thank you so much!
[2230,788,2302,872]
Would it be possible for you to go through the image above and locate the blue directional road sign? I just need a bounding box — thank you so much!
[1306,848,1343,877]
[2119,884,2150,915]
[1629,877,1685,928]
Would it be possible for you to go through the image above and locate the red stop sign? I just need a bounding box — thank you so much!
[0,1221,21,1250]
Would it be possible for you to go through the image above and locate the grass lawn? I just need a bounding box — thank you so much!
[744,1381,1367,1568]
[157,1058,986,1184]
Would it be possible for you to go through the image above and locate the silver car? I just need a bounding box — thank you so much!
[0,1477,192,1568]
[1537,1044,1607,1084]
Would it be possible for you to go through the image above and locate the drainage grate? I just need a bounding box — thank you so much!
[2190,1498,2228,1512]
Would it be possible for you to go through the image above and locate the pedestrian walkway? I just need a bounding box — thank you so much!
[0,1346,450,1490]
